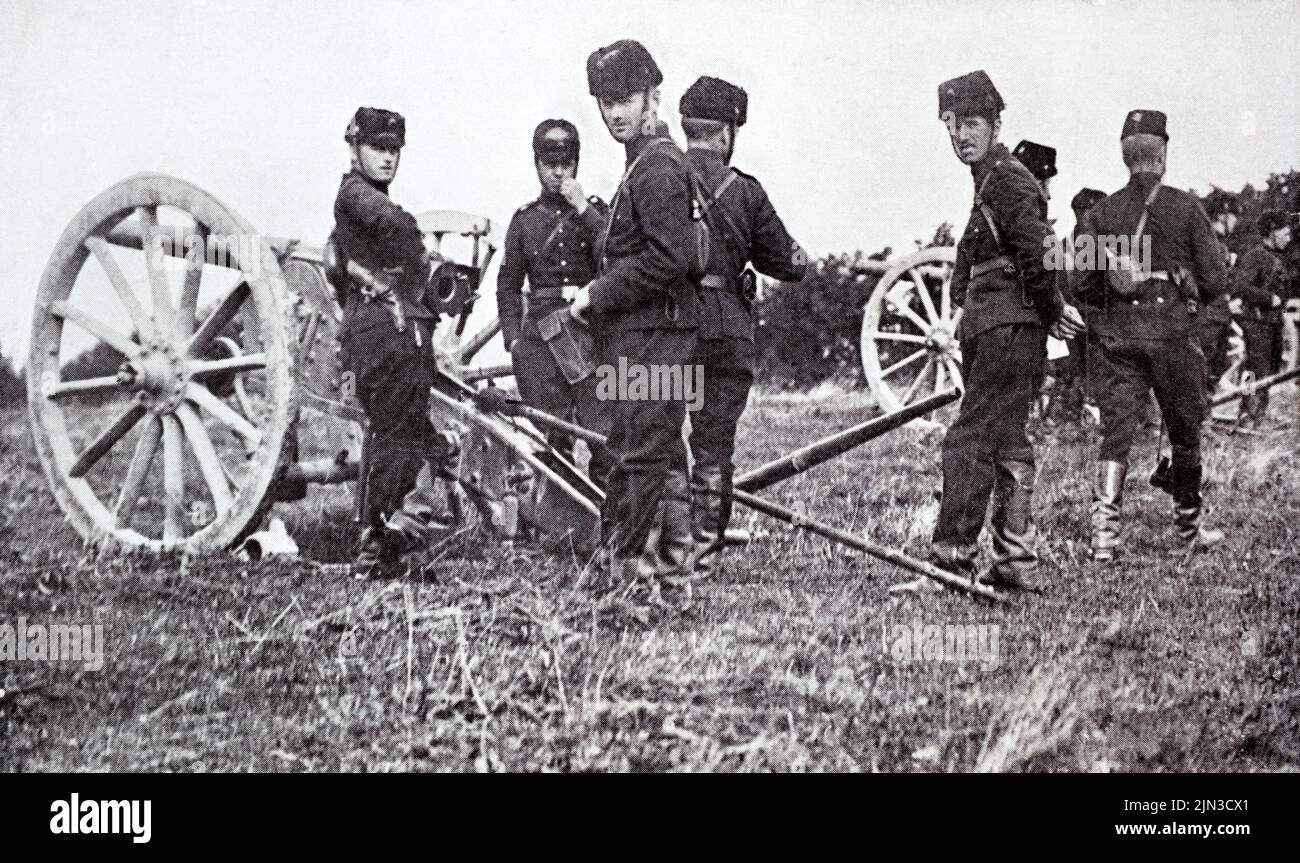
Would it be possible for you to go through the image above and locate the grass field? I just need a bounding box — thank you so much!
[1,389,1297,772]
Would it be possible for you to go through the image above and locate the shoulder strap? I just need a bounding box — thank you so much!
[696,167,748,252]
[536,211,572,260]
[597,138,677,267]
[974,169,1003,252]
[1133,183,1160,239]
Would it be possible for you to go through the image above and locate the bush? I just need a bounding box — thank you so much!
[0,347,23,407]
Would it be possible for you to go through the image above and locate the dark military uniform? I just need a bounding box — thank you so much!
[333,110,441,550]
[1198,242,1234,394]
[497,189,612,485]
[930,72,1064,587]
[1048,187,1107,423]
[678,76,806,574]
[1231,240,1288,422]
[588,120,701,567]
[1074,109,1227,553]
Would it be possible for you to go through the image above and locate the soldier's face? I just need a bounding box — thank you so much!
[1269,225,1292,249]
[356,142,400,183]
[599,91,649,143]
[1213,214,1238,237]
[951,115,998,165]
[536,158,576,195]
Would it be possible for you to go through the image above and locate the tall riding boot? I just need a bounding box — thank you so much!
[1091,461,1127,563]
[689,464,726,578]
[989,460,1040,590]
[639,465,693,576]
[1170,463,1224,549]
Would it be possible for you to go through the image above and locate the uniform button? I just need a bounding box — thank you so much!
[561,260,567,266]
[1157,297,1164,303]
[1132,300,1139,305]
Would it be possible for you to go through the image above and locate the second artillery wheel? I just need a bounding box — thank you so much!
[27,173,297,553]
[861,246,963,419]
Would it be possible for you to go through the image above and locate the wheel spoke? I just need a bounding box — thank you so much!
[50,301,141,359]
[68,402,146,478]
[893,303,932,336]
[85,237,153,339]
[940,265,954,321]
[161,414,185,543]
[114,414,161,526]
[935,358,946,394]
[186,280,250,355]
[943,357,965,392]
[881,348,927,379]
[175,231,208,340]
[189,352,267,378]
[232,377,255,420]
[137,206,176,336]
[874,331,928,345]
[186,382,262,450]
[900,357,935,405]
[176,404,234,516]
[910,269,939,323]
[46,375,120,400]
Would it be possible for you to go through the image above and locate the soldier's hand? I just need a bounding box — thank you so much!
[1051,304,1087,340]
[570,284,592,323]
[560,178,588,214]
[1228,297,1244,316]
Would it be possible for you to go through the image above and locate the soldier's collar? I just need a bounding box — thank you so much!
[348,168,390,195]
[625,121,675,162]
[970,142,1011,181]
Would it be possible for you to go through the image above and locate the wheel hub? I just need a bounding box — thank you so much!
[120,339,187,411]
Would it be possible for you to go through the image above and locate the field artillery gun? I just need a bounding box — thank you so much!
[28,174,993,598]
[25,172,598,555]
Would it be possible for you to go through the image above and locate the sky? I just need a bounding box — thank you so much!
[2,0,1297,364]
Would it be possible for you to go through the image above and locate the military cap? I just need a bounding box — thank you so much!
[1257,209,1288,234]
[345,107,406,148]
[533,119,580,164]
[1012,140,1057,181]
[1203,188,1240,217]
[937,70,1004,121]
[587,40,662,100]
[1070,188,1106,217]
[680,76,748,127]
[1121,109,1167,141]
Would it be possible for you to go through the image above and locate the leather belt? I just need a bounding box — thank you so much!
[970,256,1014,279]
[528,285,577,302]
[700,274,732,290]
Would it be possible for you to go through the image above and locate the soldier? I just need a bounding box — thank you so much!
[1200,190,1239,394]
[677,75,807,576]
[1012,140,1056,202]
[569,40,701,584]
[1231,209,1292,426]
[928,70,1085,591]
[1075,109,1227,561]
[496,120,612,487]
[333,107,445,576]
[1059,187,1108,421]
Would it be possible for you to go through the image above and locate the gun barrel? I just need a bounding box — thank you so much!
[734,389,960,494]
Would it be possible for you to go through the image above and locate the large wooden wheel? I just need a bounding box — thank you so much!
[861,246,963,417]
[27,173,297,552]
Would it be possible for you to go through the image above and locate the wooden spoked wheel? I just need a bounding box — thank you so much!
[27,173,296,552]
[861,246,963,419]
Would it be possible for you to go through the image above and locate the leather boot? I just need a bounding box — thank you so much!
[689,464,726,578]
[1091,461,1126,563]
[988,460,1040,590]
[1170,463,1224,549]
[639,465,693,576]
[354,526,403,580]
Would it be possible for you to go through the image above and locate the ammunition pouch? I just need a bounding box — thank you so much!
[537,307,597,384]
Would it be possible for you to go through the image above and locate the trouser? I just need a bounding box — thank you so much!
[510,333,613,489]
[933,323,1045,567]
[1198,314,1232,394]
[342,317,443,531]
[688,336,755,551]
[596,326,697,561]
[1093,332,1206,507]
[1239,316,1284,421]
